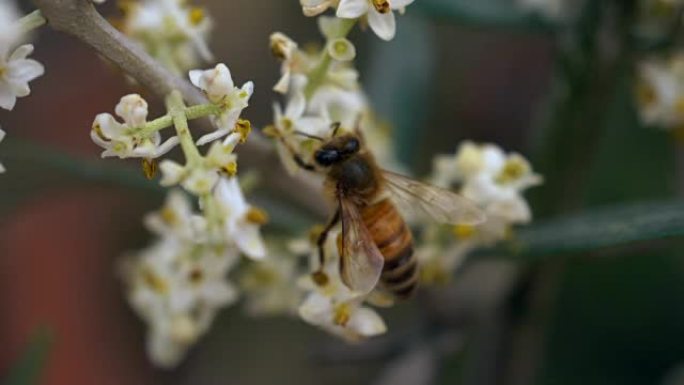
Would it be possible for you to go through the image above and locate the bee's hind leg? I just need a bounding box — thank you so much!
[312,208,340,286]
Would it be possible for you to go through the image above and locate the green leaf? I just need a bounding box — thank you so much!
[412,0,557,32]
[498,200,684,259]
[5,329,53,385]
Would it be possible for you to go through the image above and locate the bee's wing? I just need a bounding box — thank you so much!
[339,195,384,294]
[382,170,486,225]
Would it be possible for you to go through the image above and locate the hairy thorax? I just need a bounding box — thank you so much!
[326,153,381,204]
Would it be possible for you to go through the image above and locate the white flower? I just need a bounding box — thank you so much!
[0,1,21,50]
[189,63,254,145]
[159,140,239,195]
[336,0,415,41]
[120,0,213,72]
[430,142,542,245]
[636,55,684,129]
[297,231,386,341]
[91,94,179,159]
[270,32,315,94]
[0,44,44,111]
[300,0,339,16]
[0,127,5,173]
[213,177,267,260]
[144,190,207,242]
[239,255,303,316]
[122,233,240,368]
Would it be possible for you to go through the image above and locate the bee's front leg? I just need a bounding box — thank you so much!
[312,207,340,286]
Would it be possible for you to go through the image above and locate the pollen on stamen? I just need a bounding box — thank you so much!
[142,158,158,180]
[188,7,205,26]
[234,118,252,143]
[246,207,269,225]
[222,161,238,177]
[333,303,351,326]
[372,0,391,14]
[453,224,476,240]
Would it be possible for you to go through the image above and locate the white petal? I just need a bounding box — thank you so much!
[155,136,181,156]
[367,8,396,41]
[336,0,369,18]
[196,128,231,146]
[8,45,35,61]
[7,59,45,84]
[347,307,387,337]
[188,69,203,88]
[0,85,17,110]
[285,90,306,119]
[232,222,266,260]
[202,280,238,306]
[273,71,291,94]
[298,292,333,325]
[159,160,186,186]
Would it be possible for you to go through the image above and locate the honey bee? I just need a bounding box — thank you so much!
[280,124,485,299]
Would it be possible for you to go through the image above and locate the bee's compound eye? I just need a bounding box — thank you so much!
[343,138,360,154]
[315,149,339,166]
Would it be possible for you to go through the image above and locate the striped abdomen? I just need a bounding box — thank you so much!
[361,198,418,299]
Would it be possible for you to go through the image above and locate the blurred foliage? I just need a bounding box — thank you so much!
[4,329,53,385]
[413,0,557,32]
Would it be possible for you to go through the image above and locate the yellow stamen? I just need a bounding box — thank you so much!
[188,268,204,284]
[453,224,476,240]
[312,270,329,286]
[235,118,252,143]
[222,161,238,177]
[636,81,657,107]
[160,206,177,225]
[188,7,205,26]
[262,125,280,138]
[142,267,168,294]
[142,158,157,180]
[246,207,269,225]
[372,0,391,13]
[496,157,528,184]
[333,303,351,326]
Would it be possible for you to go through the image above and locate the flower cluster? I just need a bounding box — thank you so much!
[635,53,684,131]
[419,142,542,284]
[0,2,44,111]
[296,229,389,341]
[91,94,180,159]
[91,63,267,366]
[116,0,213,74]
[300,0,416,41]
[266,18,401,176]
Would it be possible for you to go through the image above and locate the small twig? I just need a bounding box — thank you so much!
[31,0,328,217]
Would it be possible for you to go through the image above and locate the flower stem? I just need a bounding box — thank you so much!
[135,104,221,137]
[17,10,47,35]
[186,103,222,120]
[166,91,201,163]
[304,18,357,99]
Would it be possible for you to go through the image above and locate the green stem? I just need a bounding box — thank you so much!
[166,91,201,162]
[186,103,222,120]
[304,18,357,99]
[134,104,220,137]
[17,10,47,35]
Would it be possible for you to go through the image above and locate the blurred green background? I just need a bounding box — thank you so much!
[3,0,684,385]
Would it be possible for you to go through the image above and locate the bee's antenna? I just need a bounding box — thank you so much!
[293,130,324,141]
[331,122,341,137]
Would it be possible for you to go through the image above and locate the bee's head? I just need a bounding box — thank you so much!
[314,134,361,167]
